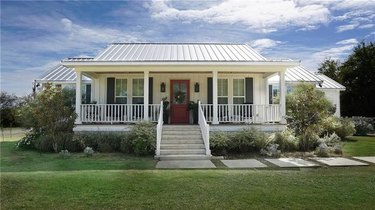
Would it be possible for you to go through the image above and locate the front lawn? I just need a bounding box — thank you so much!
[2,168,375,210]
[343,136,375,156]
[0,141,156,172]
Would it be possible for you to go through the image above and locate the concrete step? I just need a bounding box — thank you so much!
[162,139,203,144]
[161,144,205,149]
[163,130,201,135]
[160,149,206,155]
[155,154,211,160]
[161,133,202,140]
[163,125,200,130]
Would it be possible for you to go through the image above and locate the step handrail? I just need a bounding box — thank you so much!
[156,101,163,156]
[198,101,211,156]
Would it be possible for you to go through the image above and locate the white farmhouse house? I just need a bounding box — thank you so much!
[35,43,345,159]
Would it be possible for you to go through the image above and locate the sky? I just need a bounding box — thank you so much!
[1,0,374,96]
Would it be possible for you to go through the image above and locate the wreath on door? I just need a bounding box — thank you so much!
[174,91,186,104]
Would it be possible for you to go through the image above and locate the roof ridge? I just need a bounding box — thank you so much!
[110,42,245,45]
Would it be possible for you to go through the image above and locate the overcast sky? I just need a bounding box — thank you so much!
[1,0,374,96]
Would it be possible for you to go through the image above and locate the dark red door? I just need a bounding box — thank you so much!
[170,80,190,124]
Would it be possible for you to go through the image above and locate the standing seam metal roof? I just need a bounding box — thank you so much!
[36,64,91,82]
[93,43,267,62]
[315,74,345,89]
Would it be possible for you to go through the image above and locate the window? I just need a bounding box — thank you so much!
[132,78,144,104]
[115,79,127,104]
[218,79,228,104]
[233,79,245,104]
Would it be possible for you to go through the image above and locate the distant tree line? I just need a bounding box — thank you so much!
[318,42,375,117]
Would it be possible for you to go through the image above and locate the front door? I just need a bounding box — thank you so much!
[170,80,190,124]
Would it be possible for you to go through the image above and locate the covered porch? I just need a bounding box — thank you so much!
[72,67,288,126]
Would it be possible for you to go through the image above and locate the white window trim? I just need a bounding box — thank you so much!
[132,78,144,104]
[232,78,245,104]
[115,78,128,104]
[218,78,228,104]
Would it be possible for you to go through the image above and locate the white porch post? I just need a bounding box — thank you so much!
[212,70,219,124]
[144,70,149,121]
[75,71,82,124]
[279,71,286,123]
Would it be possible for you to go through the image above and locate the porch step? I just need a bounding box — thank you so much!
[162,134,202,140]
[161,144,205,149]
[160,149,206,155]
[158,125,209,160]
[162,130,201,135]
[161,140,203,144]
[162,125,200,131]
[156,155,211,160]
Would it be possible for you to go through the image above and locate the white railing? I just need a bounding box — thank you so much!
[198,101,211,156]
[156,101,163,156]
[80,104,161,123]
[200,104,281,124]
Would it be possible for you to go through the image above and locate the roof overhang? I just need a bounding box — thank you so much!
[62,60,299,67]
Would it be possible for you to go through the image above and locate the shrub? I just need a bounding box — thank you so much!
[271,129,298,152]
[17,130,44,150]
[323,116,355,139]
[128,122,156,156]
[352,116,374,136]
[59,149,71,158]
[315,143,330,157]
[260,144,281,157]
[231,128,269,153]
[120,135,132,154]
[315,133,342,157]
[286,83,333,151]
[210,132,232,155]
[73,132,124,152]
[84,147,94,157]
[34,135,54,152]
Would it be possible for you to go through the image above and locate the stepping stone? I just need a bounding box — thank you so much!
[353,156,375,164]
[311,157,369,166]
[156,160,216,169]
[221,159,267,168]
[265,158,319,168]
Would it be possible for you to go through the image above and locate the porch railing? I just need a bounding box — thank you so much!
[80,104,161,123]
[200,104,281,124]
[156,101,163,156]
[198,101,210,156]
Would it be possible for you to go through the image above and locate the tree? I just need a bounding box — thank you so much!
[317,59,341,82]
[286,83,333,151]
[0,92,20,128]
[340,42,375,117]
[20,84,76,152]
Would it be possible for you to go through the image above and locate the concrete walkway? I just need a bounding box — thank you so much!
[155,156,375,169]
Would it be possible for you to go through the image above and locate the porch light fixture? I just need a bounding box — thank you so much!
[194,82,200,92]
[160,82,166,92]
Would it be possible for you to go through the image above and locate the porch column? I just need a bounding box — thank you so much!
[212,70,219,124]
[75,70,82,124]
[144,70,149,121]
[279,71,286,123]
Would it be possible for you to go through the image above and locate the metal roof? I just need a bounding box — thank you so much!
[315,74,345,90]
[35,64,91,83]
[268,66,322,83]
[92,43,267,62]
[64,57,94,62]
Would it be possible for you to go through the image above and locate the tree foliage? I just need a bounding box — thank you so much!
[340,42,375,117]
[0,92,20,127]
[317,59,341,82]
[20,84,76,152]
[286,83,333,151]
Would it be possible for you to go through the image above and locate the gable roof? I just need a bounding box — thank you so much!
[315,73,345,90]
[35,64,91,83]
[91,43,267,62]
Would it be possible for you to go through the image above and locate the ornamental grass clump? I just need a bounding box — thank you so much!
[84,147,94,157]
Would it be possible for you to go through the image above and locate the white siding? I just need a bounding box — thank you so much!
[321,89,341,117]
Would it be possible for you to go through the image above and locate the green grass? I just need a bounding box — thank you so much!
[343,136,375,156]
[2,168,375,210]
[1,131,375,209]
[0,141,156,172]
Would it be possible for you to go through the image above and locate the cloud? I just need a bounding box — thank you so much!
[336,38,358,45]
[146,0,330,33]
[358,24,374,29]
[336,22,360,32]
[249,39,283,52]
